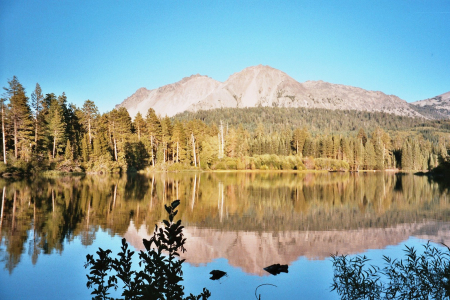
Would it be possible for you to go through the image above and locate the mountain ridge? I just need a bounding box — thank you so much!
[410,91,450,119]
[116,65,441,119]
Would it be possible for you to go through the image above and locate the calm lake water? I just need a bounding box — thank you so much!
[1,172,450,299]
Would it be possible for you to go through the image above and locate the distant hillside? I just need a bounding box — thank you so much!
[173,106,430,134]
[410,91,450,119]
[117,65,424,119]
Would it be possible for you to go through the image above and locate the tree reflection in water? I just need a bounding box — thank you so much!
[0,172,450,274]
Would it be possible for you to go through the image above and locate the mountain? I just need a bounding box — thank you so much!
[410,91,450,119]
[123,221,450,276]
[116,65,424,119]
[118,74,220,119]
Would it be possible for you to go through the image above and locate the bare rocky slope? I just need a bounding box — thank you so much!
[116,65,425,119]
[410,91,450,119]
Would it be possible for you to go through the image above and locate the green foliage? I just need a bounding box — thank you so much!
[84,154,122,174]
[84,200,211,300]
[174,107,430,135]
[314,158,349,171]
[3,77,450,173]
[331,242,450,300]
[55,159,82,173]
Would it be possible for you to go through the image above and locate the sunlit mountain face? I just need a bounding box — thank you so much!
[117,65,424,119]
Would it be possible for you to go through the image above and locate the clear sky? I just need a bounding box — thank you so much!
[1,0,449,113]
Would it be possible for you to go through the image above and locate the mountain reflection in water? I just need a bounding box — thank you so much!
[125,221,450,276]
[1,171,450,275]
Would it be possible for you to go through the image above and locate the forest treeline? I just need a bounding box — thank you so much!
[2,76,450,174]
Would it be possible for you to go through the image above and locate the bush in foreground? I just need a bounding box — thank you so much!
[331,242,450,300]
[84,200,210,300]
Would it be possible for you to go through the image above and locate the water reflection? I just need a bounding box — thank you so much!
[0,172,450,275]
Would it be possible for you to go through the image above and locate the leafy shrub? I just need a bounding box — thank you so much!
[225,158,237,170]
[56,159,83,173]
[331,242,450,300]
[315,158,349,171]
[211,161,227,170]
[85,200,211,300]
[166,163,194,172]
[236,158,246,170]
[85,154,123,174]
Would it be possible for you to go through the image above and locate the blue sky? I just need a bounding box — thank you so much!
[1,0,449,113]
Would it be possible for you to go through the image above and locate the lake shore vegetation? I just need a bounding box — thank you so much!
[2,77,450,176]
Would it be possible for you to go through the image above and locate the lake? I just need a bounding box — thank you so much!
[1,171,449,299]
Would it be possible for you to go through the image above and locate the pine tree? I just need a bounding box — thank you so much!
[357,128,368,146]
[48,99,67,158]
[81,134,90,162]
[161,116,173,162]
[171,121,186,163]
[226,128,238,158]
[401,140,413,170]
[79,100,99,145]
[291,128,308,155]
[133,112,146,141]
[236,125,250,157]
[4,76,33,160]
[31,83,45,152]
[0,97,6,164]
[341,136,351,162]
[353,137,364,171]
[364,141,376,170]
[66,104,82,160]
[145,108,162,165]
[109,108,132,162]
[65,140,73,160]
[303,137,316,157]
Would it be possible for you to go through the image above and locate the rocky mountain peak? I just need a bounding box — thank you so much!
[116,65,430,119]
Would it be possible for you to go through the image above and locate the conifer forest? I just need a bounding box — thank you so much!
[2,76,450,176]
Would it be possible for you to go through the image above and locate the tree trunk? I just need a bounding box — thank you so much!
[0,186,5,230]
[113,184,117,208]
[88,119,92,144]
[2,104,6,164]
[52,189,55,214]
[151,135,155,166]
[12,190,16,231]
[35,116,38,150]
[114,138,118,161]
[14,118,18,159]
[191,133,197,167]
[191,174,196,210]
[53,133,56,158]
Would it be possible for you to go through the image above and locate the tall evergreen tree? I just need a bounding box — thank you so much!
[291,127,308,155]
[133,112,146,141]
[161,116,173,162]
[401,140,413,170]
[364,140,376,170]
[4,76,33,159]
[0,97,6,164]
[79,100,99,145]
[48,99,67,158]
[31,83,45,152]
[109,108,131,162]
[145,108,162,165]
[357,128,368,146]
[171,121,186,163]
